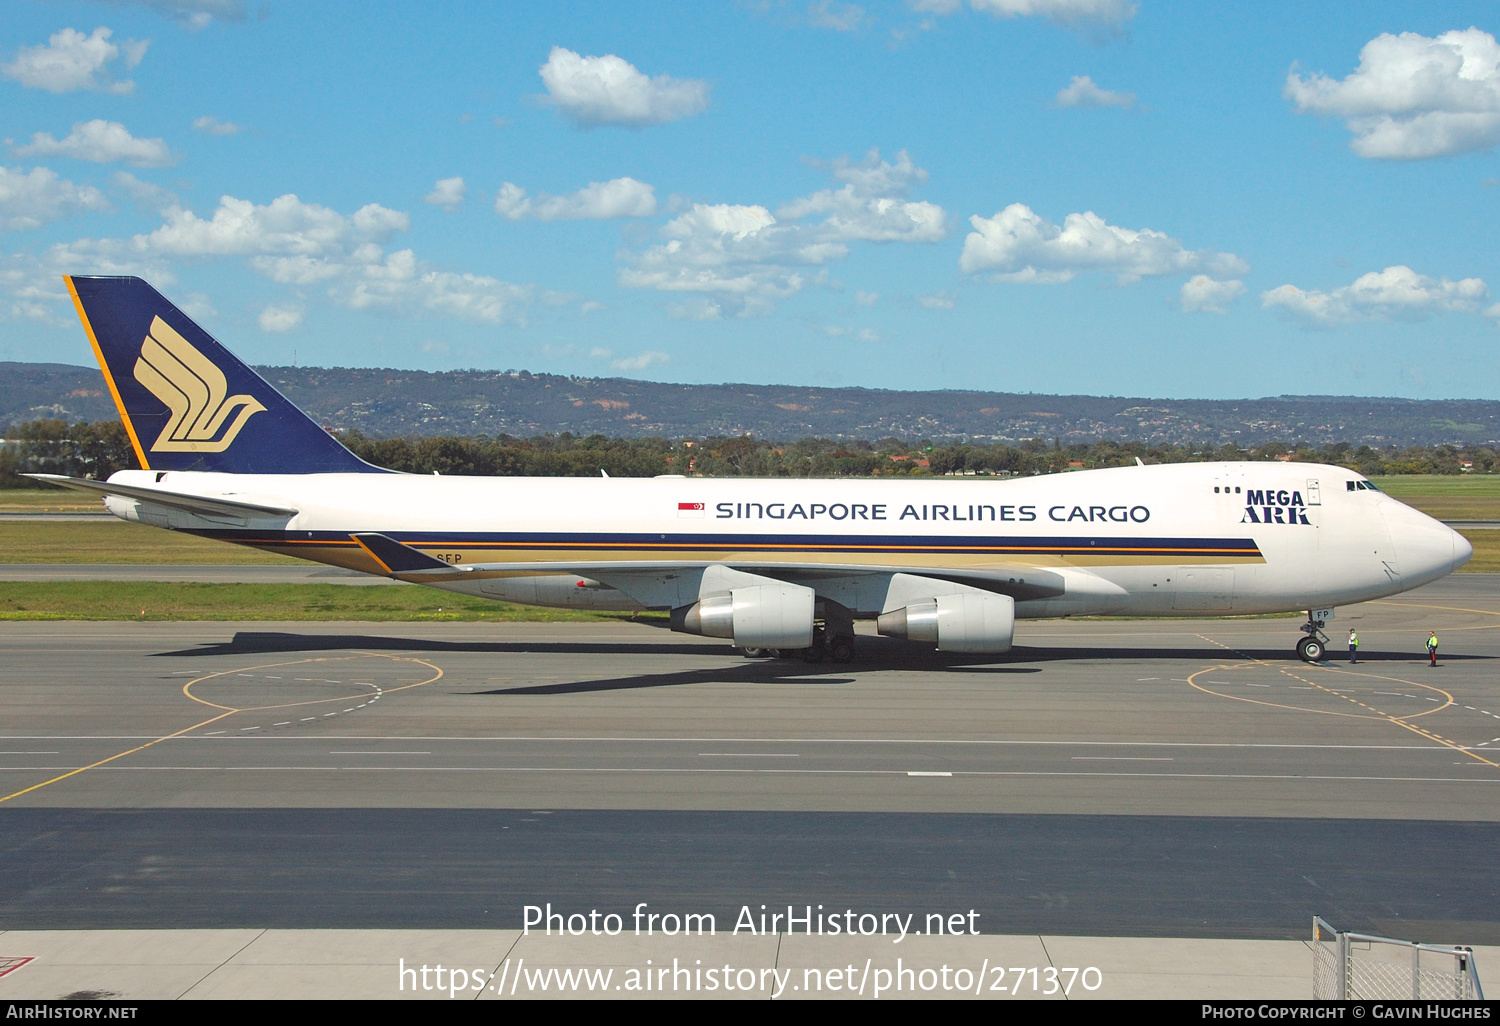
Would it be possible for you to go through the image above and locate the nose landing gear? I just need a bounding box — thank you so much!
[1296,611,1330,662]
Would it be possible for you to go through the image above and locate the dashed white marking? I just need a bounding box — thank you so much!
[907,771,952,777]
[1072,757,1174,761]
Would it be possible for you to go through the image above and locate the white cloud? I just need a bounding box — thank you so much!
[667,298,723,320]
[424,176,467,210]
[0,237,173,322]
[918,290,957,309]
[959,203,1247,284]
[12,120,175,167]
[915,0,1135,26]
[1285,28,1500,160]
[257,305,302,333]
[112,172,181,214]
[1,26,145,94]
[30,189,535,326]
[142,194,407,258]
[1054,75,1135,109]
[334,250,532,324]
[495,177,657,220]
[1180,275,1245,313]
[611,350,670,372]
[808,1,868,31]
[539,47,710,128]
[192,116,242,136]
[1261,266,1488,325]
[620,149,946,314]
[855,290,880,305]
[104,2,246,29]
[0,166,109,231]
[778,149,946,242]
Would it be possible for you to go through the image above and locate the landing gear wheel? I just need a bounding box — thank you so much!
[1296,636,1325,662]
[829,636,855,664]
[739,647,770,658]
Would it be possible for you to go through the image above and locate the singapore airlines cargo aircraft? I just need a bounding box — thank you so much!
[33,276,1472,664]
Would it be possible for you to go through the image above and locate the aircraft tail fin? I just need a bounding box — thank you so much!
[65,275,380,474]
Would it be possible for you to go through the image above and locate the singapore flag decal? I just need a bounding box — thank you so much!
[678,501,705,519]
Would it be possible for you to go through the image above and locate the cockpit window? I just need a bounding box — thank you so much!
[1346,479,1381,492]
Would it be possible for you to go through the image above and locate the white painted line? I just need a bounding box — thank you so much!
[1072,757,1174,761]
[0,751,58,754]
[330,751,431,755]
[698,753,800,757]
[907,771,952,777]
[1135,678,1159,681]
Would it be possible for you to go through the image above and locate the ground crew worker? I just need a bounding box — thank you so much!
[1348,629,1358,664]
[1427,631,1439,667]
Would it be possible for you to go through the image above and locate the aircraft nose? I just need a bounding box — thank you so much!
[1453,528,1474,572]
[1382,502,1466,585]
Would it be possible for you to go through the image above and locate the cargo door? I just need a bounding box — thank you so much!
[1172,567,1235,611]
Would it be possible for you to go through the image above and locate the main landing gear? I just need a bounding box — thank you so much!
[1296,611,1330,663]
[737,627,857,664]
[738,603,857,664]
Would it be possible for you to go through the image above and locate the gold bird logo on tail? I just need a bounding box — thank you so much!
[133,316,265,452]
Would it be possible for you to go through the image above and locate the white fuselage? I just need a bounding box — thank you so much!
[99,460,1470,621]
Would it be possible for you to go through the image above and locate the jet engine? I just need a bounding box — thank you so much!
[877,591,1015,653]
[671,582,815,649]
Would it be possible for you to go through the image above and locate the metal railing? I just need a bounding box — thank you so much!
[1314,916,1483,1000]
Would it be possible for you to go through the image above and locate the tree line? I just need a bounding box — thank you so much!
[2,418,1496,487]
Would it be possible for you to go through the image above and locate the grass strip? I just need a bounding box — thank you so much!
[0,581,652,622]
[0,520,302,564]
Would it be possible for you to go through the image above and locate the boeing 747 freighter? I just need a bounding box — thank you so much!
[30,276,1473,663]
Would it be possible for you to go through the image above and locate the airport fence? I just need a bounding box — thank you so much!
[1313,916,1483,1000]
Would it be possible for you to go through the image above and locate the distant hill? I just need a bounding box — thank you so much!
[5,361,1500,448]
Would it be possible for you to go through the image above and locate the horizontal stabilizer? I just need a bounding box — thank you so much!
[351,533,468,575]
[25,474,298,519]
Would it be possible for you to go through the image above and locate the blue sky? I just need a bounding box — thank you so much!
[2,0,1498,400]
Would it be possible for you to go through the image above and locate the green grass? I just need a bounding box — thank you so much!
[0,488,106,512]
[0,520,303,564]
[1458,531,1500,573]
[1372,475,1500,521]
[0,581,652,621]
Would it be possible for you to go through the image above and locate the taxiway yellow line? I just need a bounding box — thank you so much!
[0,654,443,805]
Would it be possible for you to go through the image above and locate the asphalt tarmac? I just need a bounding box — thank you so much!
[2,576,1498,941]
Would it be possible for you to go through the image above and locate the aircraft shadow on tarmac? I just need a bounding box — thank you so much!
[153,630,1491,673]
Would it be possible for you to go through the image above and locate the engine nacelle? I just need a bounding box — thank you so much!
[876,591,1014,653]
[671,583,815,649]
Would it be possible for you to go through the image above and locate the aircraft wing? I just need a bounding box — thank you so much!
[25,474,299,520]
[347,534,1067,600]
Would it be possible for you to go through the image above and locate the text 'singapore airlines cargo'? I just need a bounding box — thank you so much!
[32,276,1472,664]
